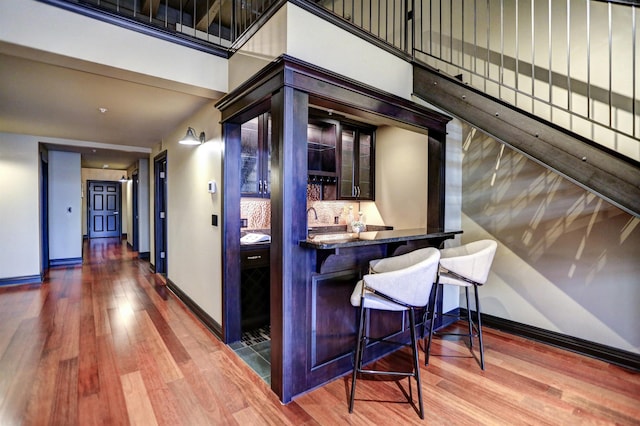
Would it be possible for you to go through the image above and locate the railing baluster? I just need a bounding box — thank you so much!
[567,0,571,112]
[500,0,504,99]
[548,0,552,108]
[486,0,489,94]
[474,0,477,74]
[461,0,465,71]
[587,0,591,120]
[531,0,535,102]
[516,0,519,92]
[449,0,453,64]
[608,1,613,128]
[634,6,637,138]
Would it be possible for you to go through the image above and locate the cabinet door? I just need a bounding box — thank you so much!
[263,114,271,197]
[339,127,356,198]
[241,117,260,195]
[357,129,374,200]
[339,125,374,200]
[240,114,271,197]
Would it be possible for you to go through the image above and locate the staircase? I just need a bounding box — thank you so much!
[412,62,640,218]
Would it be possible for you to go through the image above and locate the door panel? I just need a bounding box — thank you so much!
[154,155,167,274]
[88,181,121,238]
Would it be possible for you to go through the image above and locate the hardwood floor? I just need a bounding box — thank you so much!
[1,238,638,425]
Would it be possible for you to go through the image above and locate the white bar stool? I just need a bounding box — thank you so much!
[425,239,497,370]
[349,247,440,419]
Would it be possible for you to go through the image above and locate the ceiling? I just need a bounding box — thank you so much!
[0,49,218,170]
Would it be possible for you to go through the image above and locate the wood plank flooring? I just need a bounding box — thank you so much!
[0,238,638,425]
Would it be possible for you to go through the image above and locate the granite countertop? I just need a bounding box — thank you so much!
[299,228,462,249]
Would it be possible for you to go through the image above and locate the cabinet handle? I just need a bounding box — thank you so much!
[247,255,262,260]
[258,180,263,193]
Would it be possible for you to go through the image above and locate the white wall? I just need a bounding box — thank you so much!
[461,126,640,353]
[373,126,429,229]
[0,133,41,280]
[228,6,287,91]
[286,3,413,100]
[0,0,228,96]
[229,3,413,101]
[48,150,82,261]
[150,102,223,323]
[124,178,133,245]
[138,158,150,254]
[442,118,463,313]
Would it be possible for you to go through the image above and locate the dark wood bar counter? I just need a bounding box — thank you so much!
[295,228,462,397]
[301,228,462,249]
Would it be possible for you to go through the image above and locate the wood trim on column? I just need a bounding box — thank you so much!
[427,129,446,232]
[222,122,242,344]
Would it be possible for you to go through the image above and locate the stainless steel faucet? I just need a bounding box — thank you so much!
[307,207,318,221]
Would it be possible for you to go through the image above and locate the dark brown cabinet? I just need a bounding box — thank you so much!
[240,245,270,330]
[307,114,375,201]
[307,117,338,178]
[241,114,271,197]
[339,124,375,200]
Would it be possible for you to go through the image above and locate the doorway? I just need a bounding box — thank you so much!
[40,154,49,273]
[154,152,168,274]
[87,180,121,238]
[132,171,139,251]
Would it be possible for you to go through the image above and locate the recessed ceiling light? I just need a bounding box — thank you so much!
[98,107,108,114]
[102,164,109,168]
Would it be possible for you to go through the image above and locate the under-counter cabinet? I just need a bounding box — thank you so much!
[240,245,270,331]
[241,113,271,197]
[339,124,375,200]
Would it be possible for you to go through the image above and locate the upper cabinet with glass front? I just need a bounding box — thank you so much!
[339,124,375,200]
[241,113,271,198]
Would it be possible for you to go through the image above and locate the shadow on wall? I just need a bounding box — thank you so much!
[461,124,640,349]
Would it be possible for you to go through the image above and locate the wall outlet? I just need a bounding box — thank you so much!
[240,218,248,228]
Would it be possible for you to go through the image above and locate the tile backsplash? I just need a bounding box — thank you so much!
[240,199,271,230]
[240,185,362,230]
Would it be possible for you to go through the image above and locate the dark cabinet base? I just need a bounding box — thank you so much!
[241,246,270,331]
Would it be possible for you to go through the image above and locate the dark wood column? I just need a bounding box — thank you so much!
[222,122,242,343]
[427,128,446,232]
[269,86,310,402]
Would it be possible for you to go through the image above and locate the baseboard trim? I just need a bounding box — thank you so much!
[166,279,223,340]
[49,257,83,267]
[0,274,43,286]
[464,310,640,372]
[138,252,150,260]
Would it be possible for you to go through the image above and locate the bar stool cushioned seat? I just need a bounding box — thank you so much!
[425,239,497,370]
[349,247,440,419]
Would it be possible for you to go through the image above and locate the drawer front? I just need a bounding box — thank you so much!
[241,249,270,268]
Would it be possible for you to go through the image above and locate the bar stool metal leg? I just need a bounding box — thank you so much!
[465,287,473,349]
[349,301,367,413]
[408,308,424,419]
[425,284,438,366]
[474,285,485,370]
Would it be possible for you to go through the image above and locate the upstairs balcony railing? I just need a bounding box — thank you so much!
[40,0,279,51]
[316,0,639,162]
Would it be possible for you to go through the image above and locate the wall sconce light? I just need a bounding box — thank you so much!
[119,175,128,182]
[179,127,205,145]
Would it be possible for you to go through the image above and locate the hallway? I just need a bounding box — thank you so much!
[0,238,638,425]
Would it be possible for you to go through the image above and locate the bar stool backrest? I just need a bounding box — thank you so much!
[439,239,497,285]
[362,247,440,308]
